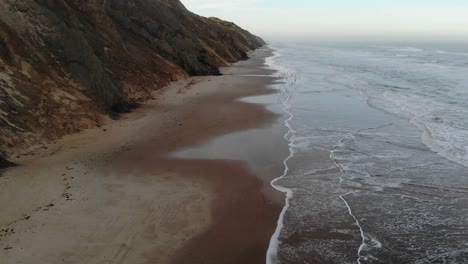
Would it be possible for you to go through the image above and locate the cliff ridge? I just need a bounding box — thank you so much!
[0,0,265,163]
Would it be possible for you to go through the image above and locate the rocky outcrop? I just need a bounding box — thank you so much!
[0,0,264,159]
[0,156,16,169]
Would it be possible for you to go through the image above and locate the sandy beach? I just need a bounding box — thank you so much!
[0,47,287,264]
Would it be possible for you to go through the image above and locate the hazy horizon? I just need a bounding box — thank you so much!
[181,0,468,43]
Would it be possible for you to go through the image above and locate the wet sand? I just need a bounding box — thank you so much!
[0,47,286,264]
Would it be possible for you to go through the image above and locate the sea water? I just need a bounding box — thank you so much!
[267,42,468,263]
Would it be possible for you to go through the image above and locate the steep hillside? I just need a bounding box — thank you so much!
[0,0,264,165]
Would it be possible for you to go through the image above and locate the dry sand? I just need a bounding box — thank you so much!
[0,47,286,264]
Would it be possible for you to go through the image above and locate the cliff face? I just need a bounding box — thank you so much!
[0,0,264,161]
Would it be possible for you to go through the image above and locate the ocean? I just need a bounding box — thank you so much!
[266,42,468,263]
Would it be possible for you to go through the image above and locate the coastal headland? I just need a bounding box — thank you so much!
[0,47,287,264]
[0,1,288,263]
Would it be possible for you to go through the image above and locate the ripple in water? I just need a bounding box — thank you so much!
[266,42,468,264]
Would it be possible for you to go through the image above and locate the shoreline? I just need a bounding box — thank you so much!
[0,47,287,264]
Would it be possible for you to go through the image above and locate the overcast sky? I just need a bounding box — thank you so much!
[181,0,468,42]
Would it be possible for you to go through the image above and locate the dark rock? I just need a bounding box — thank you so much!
[0,157,17,170]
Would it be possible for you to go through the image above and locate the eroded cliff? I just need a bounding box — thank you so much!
[0,0,264,163]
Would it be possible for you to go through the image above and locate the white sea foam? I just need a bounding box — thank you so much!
[393,47,424,52]
[329,122,405,261]
[344,59,468,169]
[264,49,290,76]
[265,48,299,264]
[331,134,368,264]
[263,41,468,263]
[380,91,468,167]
